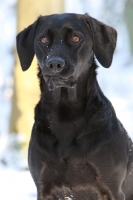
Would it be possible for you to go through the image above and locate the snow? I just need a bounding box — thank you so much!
[0,1,37,199]
[0,168,37,200]
[0,0,16,135]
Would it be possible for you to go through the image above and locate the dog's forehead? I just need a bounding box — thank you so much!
[38,13,86,32]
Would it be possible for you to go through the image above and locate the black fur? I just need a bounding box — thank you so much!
[16,13,133,200]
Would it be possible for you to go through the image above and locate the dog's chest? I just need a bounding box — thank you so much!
[40,156,103,200]
[39,136,112,200]
[39,102,113,199]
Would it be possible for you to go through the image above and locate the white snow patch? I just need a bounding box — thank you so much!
[0,168,37,200]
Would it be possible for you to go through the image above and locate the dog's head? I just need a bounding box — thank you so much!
[17,13,117,91]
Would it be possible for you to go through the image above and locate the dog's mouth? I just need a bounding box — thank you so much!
[44,76,76,91]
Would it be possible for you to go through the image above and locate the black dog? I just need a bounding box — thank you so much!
[17,13,133,200]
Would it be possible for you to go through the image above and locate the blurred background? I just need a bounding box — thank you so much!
[0,0,133,199]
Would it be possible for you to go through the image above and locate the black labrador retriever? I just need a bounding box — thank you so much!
[16,13,133,200]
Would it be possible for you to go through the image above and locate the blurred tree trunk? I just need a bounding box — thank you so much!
[124,0,133,55]
[10,0,64,139]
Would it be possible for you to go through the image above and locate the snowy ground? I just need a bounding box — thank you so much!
[0,167,37,200]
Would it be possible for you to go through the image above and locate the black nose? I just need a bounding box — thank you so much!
[46,57,65,73]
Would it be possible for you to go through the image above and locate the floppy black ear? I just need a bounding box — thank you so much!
[85,14,117,68]
[16,19,39,71]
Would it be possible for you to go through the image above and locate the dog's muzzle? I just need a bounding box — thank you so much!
[43,57,76,90]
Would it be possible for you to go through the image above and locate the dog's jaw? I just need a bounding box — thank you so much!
[47,77,76,91]
[68,87,77,102]
[43,76,77,102]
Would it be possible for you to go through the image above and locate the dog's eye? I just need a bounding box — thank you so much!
[40,36,49,44]
[71,35,81,43]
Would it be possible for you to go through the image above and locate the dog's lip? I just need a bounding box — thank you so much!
[44,75,76,82]
[43,75,76,90]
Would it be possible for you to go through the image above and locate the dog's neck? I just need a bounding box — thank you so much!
[36,62,97,134]
[35,61,117,141]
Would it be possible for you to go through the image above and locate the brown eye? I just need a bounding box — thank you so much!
[71,35,81,43]
[40,36,49,44]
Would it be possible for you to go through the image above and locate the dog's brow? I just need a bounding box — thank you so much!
[62,22,73,29]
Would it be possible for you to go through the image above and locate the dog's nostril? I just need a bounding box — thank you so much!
[49,64,53,69]
[57,64,61,69]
